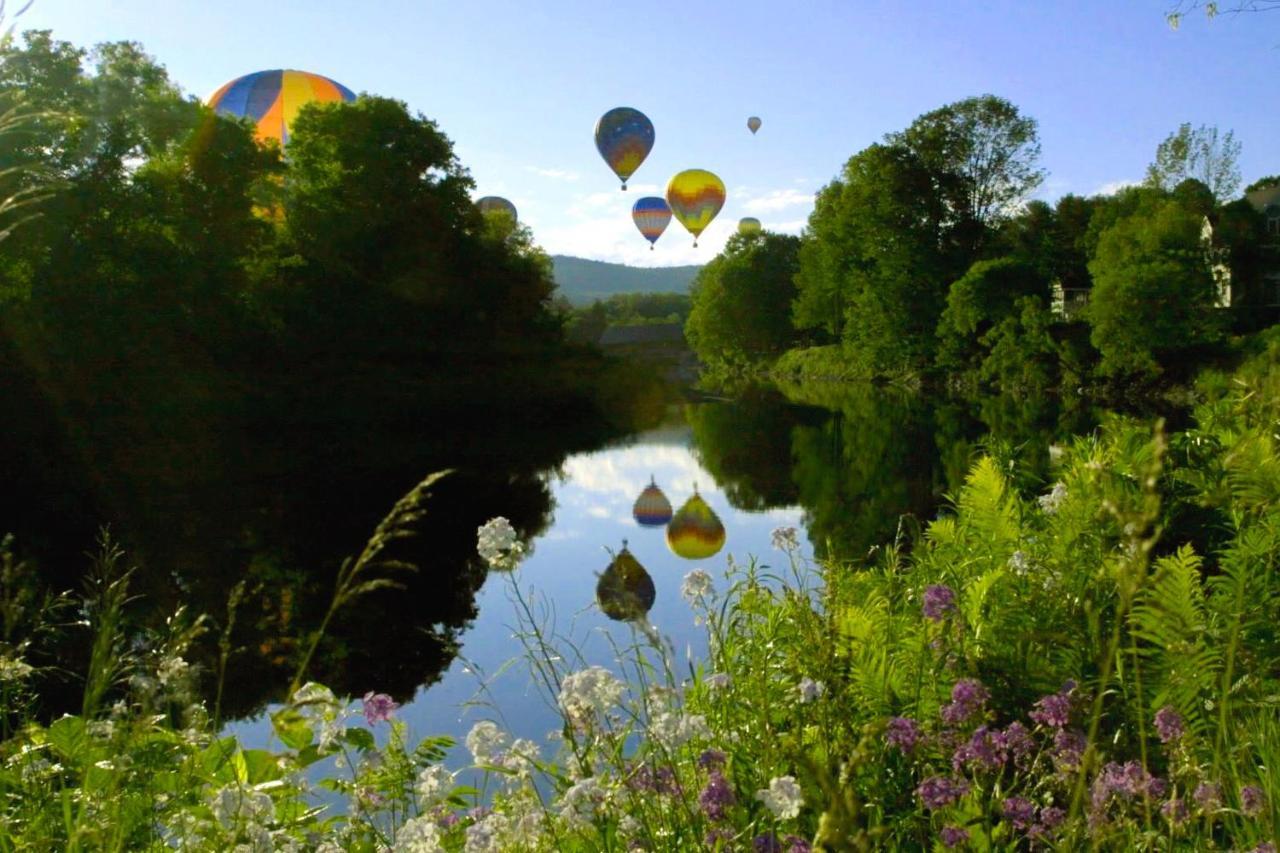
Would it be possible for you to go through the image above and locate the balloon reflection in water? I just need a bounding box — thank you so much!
[632,476,673,526]
[596,541,656,621]
[666,490,726,560]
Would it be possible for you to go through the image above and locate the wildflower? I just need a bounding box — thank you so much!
[464,811,512,852]
[940,825,969,848]
[756,775,804,820]
[416,765,453,803]
[698,749,727,771]
[771,527,800,551]
[705,827,734,849]
[1153,705,1184,743]
[704,672,732,691]
[1193,782,1221,810]
[618,814,641,842]
[994,721,1035,768]
[157,656,190,688]
[1035,805,1066,833]
[1253,844,1276,853]
[699,770,736,820]
[1007,550,1029,574]
[953,726,1002,773]
[558,666,625,726]
[922,584,957,621]
[362,691,398,725]
[210,785,274,829]
[1002,796,1036,831]
[940,678,989,725]
[784,837,812,853]
[1240,784,1266,817]
[494,738,539,777]
[681,569,715,603]
[466,721,510,764]
[86,720,115,740]
[1052,728,1086,773]
[1038,481,1068,514]
[1161,797,1189,824]
[1029,690,1072,729]
[1048,444,1065,462]
[797,678,825,703]
[885,717,921,753]
[650,711,710,749]
[917,775,970,810]
[560,776,609,827]
[752,833,783,853]
[476,517,524,570]
[0,655,34,682]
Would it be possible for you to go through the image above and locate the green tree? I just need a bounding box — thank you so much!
[1086,197,1223,378]
[686,231,800,367]
[935,257,1050,380]
[1145,123,1242,202]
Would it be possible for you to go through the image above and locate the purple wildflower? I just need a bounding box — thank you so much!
[922,584,957,621]
[362,691,398,725]
[784,836,812,853]
[1153,705,1184,744]
[466,806,492,821]
[699,771,736,821]
[1193,782,1222,810]
[1030,691,1072,729]
[994,721,1035,769]
[1253,844,1276,853]
[1161,797,1189,824]
[1241,784,1266,817]
[753,832,783,853]
[940,825,969,848]
[940,679,989,725]
[704,828,734,849]
[1052,728,1086,774]
[698,748,728,771]
[1002,796,1037,831]
[952,725,1002,773]
[438,811,462,828]
[1036,805,1066,831]
[885,716,921,753]
[918,775,970,810]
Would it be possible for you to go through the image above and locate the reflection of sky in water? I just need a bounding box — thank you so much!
[232,424,811,773]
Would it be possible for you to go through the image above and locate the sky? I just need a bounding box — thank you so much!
[14,0,1280,266]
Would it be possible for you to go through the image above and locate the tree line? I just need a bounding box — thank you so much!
[685,95,1278,390]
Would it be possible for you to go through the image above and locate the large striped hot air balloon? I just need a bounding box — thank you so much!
[633,476,673,525]
[477,196,518,222]
[666,490,726,560]
[596,542,656,622]
[631,198,672,250]
[208,69,356,146]
[595,107,654,191]
[666,169,726,247]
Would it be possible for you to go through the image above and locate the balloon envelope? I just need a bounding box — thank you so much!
[477,196,518,222]
[208,69,355,146]
[666,169,726,246]
[747,116,762,134]
[596,545,656,621]
[738,217,762,234]
[595,107,655,190]
[632,476,673,525]
[631,198,672,249]
[666,492,726,560]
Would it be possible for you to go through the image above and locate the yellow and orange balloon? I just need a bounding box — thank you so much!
[666,491,726,560]
[208,69,356,147]
[666,169,726,247]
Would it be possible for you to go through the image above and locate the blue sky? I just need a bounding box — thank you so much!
[17,0,1280,266]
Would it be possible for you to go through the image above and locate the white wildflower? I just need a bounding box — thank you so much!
[109,700,129,719]
[210,785,274,829]
[415,764,453,803]
[477,517,525,570]
[797,678,825,703]
[680,569,715,604]
[771,526,800,551]
[649,711,711,750]
[558,666,624,726]
[618,813,641,841]
[1048,444,1065,463]
[395,815,444,852]
[87,719,115,740]
[756,775,804,819]
[465,720,510,764]
[157,656,190,687]
[1007,550,1029,574]
[560,776,609,827]
[1038,482,1068,514]
[464,812,512,853]
[704,672,732,691]
[0,655,33,683]
[496,737,539,777]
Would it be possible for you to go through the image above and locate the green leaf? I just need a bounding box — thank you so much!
[242,749,284,784]
[343,726,375,753]
[47,715,89,765]
[270,707,314,751]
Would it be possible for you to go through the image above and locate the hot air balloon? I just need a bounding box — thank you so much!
[208,69,356,146]
[596,542,656,622]
[631,198,672,250]
[666,169,726,247]
[747,116,762,135]
[477,196,518,222]
[738,217,762,235]
[595,107,655,190]
[666,490,726,560]
[633,476,673,525]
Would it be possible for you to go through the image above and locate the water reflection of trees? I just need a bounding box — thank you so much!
[689,385,1098,563]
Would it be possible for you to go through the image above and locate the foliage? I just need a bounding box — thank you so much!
[1145,123,1242,202]
[935,257,1051,382]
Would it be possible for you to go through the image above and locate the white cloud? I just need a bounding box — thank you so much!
[769,219,808,235]
[526,166,580,181]
[742,188,815,213]
[537,208,731,266]
[1093,179,1139,197]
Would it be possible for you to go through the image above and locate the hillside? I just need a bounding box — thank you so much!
[551,255,702,305]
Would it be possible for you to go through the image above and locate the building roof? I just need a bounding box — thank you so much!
[1246,183,1280,212]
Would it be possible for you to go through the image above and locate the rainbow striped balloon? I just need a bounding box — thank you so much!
[666,169,726,247]
[595,107,654,190]
[208,69,356,146]
[631,197,672,249]
[632,477,673,525]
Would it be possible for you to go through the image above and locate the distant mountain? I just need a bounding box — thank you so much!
[551,255,702,305]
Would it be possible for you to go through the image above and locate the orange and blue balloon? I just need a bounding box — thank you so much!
[631,198,671,250]
[666,169,726,247]
[595,107,654,191]
[633,476,673,525]
[208,69,355,146]
[477,196,518,222]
